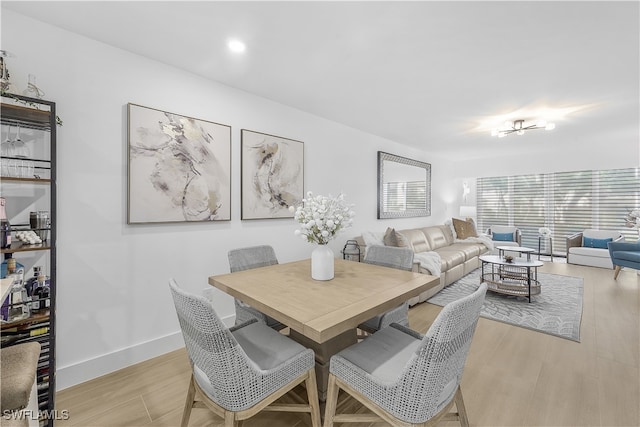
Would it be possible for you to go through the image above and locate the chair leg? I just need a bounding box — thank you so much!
[614,265,622,280]
[323,374,340,427]
[181,375,197,427]
[454,386,469,427]
[224,411,237,427]
[305,369,322,427]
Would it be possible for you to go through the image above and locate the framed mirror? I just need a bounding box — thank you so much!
[377,151,431,219]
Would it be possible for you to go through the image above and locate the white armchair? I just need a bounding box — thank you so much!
[566,229,624,269]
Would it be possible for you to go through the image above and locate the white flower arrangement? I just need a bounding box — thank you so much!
[290,191,355,245]
[624,208,640,229]
[538,227,551,237]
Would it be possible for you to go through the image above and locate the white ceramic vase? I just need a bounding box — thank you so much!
[311,244,334,281]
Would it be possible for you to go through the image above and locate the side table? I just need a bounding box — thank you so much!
[538,235,553,261]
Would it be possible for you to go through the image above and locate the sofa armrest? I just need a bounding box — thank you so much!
[515,229,522,246]
[566,232,583,258]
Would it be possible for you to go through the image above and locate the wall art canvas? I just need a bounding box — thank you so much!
[127,103,231,223]
[241,129,304,219]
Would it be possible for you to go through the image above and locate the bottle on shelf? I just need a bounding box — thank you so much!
[0,253,24,279]
[0,196,11,249]
[5,279,31,322]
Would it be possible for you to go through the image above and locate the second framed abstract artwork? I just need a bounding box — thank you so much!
[241,129,304,219]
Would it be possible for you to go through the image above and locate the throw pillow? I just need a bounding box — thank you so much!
[383,227,409,247]
[452,218,478,240]
[492,232,514,242]
[583,236,613,249]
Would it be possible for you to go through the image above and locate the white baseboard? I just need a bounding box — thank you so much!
[56,313,235,391]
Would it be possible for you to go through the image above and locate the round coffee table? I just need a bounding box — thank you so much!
[479,254,543,302]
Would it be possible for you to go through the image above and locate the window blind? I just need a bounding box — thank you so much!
[477,168,640,255]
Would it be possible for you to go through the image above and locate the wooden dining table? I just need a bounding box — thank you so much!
[208,257,439,400]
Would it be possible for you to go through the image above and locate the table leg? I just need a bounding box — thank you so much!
[289,329,357,401]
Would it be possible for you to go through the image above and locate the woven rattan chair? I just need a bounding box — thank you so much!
[169,278,321,427]
[324,282,488,427]
[228,245,286,330]
[357,245,414,334]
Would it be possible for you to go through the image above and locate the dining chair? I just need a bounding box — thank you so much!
[357,245,414,335]
[227,245,286,330]
[168,278,321,427]
[324,282,488,427]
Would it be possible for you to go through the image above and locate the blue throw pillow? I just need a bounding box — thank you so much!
[583,236,612,249]
[492,232,514,242]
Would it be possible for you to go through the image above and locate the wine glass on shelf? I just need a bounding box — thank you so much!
[1,124,12,177]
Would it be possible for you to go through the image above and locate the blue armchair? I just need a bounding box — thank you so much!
[608,240,640,279]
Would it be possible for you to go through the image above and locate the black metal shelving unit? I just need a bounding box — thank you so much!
[1,93,57,426]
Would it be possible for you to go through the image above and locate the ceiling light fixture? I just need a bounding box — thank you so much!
[227,39,246,53]
[491,119,555,138]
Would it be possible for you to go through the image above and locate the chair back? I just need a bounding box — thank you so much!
[364,245,414,271]
[168,278,253,410]
[228,245,278,272]
[397,282,487,421]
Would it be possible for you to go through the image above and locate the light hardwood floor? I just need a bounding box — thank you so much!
[55,262,639,426]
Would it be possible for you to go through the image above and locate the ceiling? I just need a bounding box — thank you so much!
[3,1,639,161]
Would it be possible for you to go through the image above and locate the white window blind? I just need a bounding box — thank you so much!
[477,168,640,255]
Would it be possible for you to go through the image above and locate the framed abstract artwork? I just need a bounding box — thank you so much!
[241,129,304,219]
[127,103,231,223]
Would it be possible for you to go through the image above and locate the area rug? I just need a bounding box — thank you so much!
[427,268,583,342]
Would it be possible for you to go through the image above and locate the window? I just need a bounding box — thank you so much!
[477,168,639,255]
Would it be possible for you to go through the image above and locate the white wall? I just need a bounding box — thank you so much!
[2,10,457,389]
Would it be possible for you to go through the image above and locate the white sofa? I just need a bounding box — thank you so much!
[566,229,624,269]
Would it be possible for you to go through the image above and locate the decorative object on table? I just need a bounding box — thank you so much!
[503,255,514,263]
[538,227,552,237]
[127,103,231,223]
[240,129,303,220]
[342,240,361,262]
[428,268,584,342]
[22,74,45,99]
[377,151,431,219]
[291,192,355,280]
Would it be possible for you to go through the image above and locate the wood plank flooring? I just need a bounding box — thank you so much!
[54,262,639,426]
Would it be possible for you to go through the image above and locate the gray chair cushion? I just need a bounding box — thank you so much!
[232,322,306,370]
[335,326,420,383]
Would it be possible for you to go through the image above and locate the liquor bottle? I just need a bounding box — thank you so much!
[0,253,24,279]
[0,197,11,249]
[25,266,42,298]
[31,270,48,313]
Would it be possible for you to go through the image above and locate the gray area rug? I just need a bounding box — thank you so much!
[428,268,583,342]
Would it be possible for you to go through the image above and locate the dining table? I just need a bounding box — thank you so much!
[208,257,439,400]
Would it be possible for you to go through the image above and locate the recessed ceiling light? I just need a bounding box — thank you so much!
[228,39,246,53]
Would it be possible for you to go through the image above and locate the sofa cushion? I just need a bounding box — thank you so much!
[569,246,611,259]
[583,236,612,249]
[452,218,478,239]
[449,242,482,259]
[492,232,514,242]
[422,226,450,250]
[399,228,431,253]
[383,228,409,247]
[434,248,466,269]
